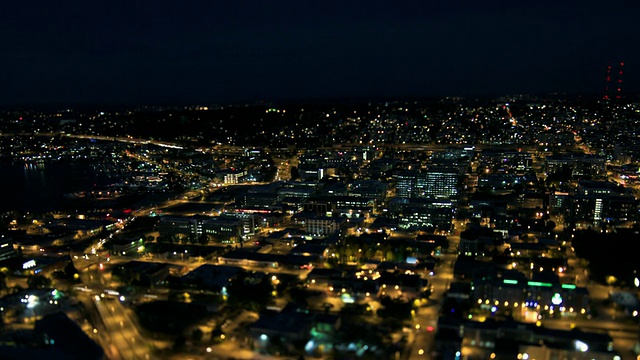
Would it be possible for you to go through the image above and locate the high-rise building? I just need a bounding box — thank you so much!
[396,171,416,199]
[416,169,459,199]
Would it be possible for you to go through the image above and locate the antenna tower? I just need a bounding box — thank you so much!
[603,62,612,100]
[615,61,624,100]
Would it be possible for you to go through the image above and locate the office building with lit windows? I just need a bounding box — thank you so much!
[395,170,416,199]
[396,169,459,200]
[416,168,459,199]
[563,181,639,227]
[158,215,244,243]
[0,235,16,262]
[304,215,346,237]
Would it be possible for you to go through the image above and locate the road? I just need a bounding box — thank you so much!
[406,223,461,360]
[72,253,153,359]
[272,152,299,182]
[76,290,152,360]
[0,131,184,149]
[94,296,151,359]
[555,226,640,357]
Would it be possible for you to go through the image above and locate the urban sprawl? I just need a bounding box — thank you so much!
[1,96,639,360]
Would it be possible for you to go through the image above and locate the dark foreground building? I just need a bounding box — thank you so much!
[0,312,104,360]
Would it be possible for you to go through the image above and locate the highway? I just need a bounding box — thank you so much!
[0,131,184,149]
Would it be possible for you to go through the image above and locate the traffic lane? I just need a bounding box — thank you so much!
[94,297,151,359]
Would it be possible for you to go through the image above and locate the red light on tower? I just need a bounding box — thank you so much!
[615,61,624,100]
[603,62,612,100]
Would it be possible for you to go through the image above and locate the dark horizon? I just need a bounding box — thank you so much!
[1,1,639,108]
[1,90,633,113]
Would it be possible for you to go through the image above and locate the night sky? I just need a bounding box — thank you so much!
[1,1,638,107]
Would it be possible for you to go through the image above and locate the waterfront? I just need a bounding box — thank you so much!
[0,161,106,213]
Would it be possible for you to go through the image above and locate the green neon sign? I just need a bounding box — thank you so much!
[561,284,576,289]
[503,279,519,285]
[527,281,552,287]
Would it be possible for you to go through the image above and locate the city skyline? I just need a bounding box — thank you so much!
[1,1,639,107]
[1,94,639,359]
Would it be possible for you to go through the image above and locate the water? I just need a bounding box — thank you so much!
[0,161,105,213]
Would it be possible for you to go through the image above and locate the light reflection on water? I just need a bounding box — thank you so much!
[1,161,101,213]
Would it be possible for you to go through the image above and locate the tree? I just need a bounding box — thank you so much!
[512,183,525,195]
[191,328,204,342]
[288,286,310,307]
[0,272,7,295]
[64,261,80,280]
[27,274,51,289]
[172,335,186,351]
[340,303,369,317]
[440,297,470,317]
[197,234,208,245]
[227,273,273,311]
[377,297,415,322]
[545,220,556,232]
